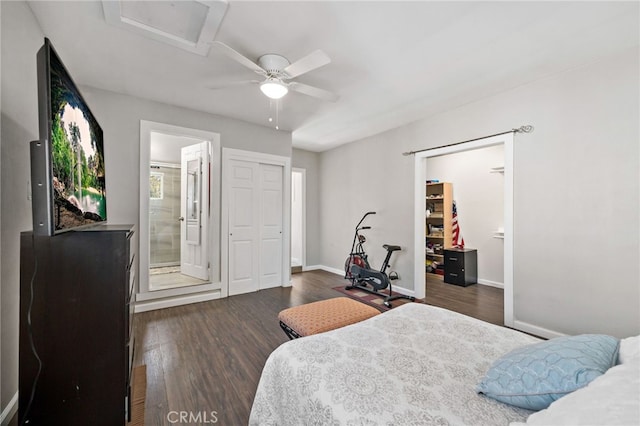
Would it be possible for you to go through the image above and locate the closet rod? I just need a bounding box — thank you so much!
[401,125,534,156]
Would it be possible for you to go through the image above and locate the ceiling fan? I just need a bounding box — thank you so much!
[209,41,339,102]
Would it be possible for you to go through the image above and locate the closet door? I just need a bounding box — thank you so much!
[226,160,284,295]
[228,159,260,295]
[259,164,283,289]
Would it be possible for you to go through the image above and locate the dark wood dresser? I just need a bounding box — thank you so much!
[19,225,136,425]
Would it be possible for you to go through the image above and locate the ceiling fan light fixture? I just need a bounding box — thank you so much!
[260,79,288,99]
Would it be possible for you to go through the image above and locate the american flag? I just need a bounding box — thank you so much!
[452,201,464,248]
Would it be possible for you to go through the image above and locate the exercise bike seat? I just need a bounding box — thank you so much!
[383,244,401,252]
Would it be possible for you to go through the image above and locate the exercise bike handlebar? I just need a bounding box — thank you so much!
[355,211,376,229]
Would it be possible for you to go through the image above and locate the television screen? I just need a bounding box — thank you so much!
[35,38,106,233]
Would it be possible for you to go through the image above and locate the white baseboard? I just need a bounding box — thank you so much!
[512,320,567,339]
[1,391,18,426]
[389,284,416,297]
[136,282,221,302]
[303,264,345,276]
[135,290,221,313]
[302,265,416,297]
[477,279,504,289]
[319,265,345,276]
[302,264,321,272]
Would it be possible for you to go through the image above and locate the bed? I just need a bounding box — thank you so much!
[250,303,540,425]
[250,303,640,426]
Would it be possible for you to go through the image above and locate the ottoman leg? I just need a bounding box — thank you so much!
[279,321,301,340]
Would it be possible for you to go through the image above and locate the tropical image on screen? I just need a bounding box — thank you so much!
[50,51,106,231]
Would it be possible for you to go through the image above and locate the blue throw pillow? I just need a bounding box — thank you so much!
[476,334,619,411]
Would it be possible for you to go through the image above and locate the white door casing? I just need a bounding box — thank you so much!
[138,120,221,306]
[413,132,514,326]
[180,142,209,281]
[291,168,306,269]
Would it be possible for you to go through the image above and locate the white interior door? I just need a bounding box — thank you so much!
[259,164,283,289]
[228,159,260,295]
[180,142,209,280]
[227,160,284,295]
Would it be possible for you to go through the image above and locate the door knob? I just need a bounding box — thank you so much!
[178,217,185,221]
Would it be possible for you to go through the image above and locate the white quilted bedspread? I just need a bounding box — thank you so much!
[250,303,541,426]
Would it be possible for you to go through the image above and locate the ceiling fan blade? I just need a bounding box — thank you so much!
[283,50,331,78]
[206,80,260,90]
[288,82,338,102]
[212,41,265,74]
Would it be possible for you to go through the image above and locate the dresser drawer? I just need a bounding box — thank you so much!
[127,267,136,305]
[127,336,135,386]
[125,292,136,343]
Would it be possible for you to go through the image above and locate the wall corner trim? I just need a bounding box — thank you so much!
[0,391,18,425]
[304,265,344,275]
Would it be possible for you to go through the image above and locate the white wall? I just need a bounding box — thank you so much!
[318,47,639,338]
[426,145,505,286]
[0,0,44,415]
[319,135,415,289]
[291,149,321,266]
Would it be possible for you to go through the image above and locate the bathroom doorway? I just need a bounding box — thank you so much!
[148,135,211,291]
[138,121,221,307]
[291,168,306,273]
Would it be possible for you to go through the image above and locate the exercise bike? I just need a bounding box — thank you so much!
[344,212,416,308]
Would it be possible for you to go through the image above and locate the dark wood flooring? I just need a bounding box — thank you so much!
[133,270,503,425]
[133,270,342,426]
[426,273,504,325]
[8,270,503,426]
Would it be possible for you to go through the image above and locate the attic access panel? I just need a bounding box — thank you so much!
[102,0,228,56]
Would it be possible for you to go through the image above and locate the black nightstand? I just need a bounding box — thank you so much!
[444,248,477,286]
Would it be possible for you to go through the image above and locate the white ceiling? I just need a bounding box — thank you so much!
[27,1,639,152]
[150,132,206,164]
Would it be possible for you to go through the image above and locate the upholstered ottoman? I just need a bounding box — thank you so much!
[278,297,380,339]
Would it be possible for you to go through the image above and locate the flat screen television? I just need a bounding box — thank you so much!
[31,38,106,235]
